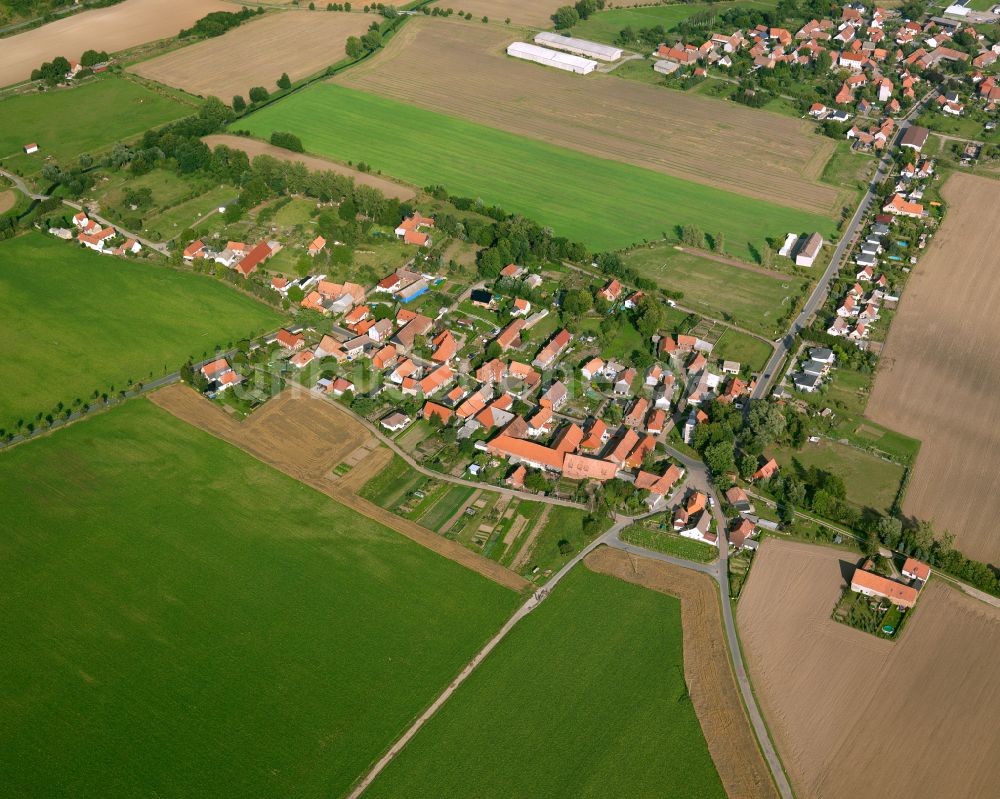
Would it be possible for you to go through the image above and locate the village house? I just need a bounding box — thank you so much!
[395,212,434,247]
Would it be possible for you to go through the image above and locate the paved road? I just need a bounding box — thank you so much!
[292,377,589,510]
[752,92,938,400]
[345,510,640,799]
[1,167,169,253]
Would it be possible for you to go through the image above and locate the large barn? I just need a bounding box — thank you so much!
[506,42,597,75]
[534,31,623,62]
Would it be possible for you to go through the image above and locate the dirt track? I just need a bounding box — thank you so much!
[0,0,231,88]
[149,384,528,591]
[867,173,1000,563]
[131,11,377,101]
[201,134,415,200]
[336,18,840,215]
[739,538,1000,798]
[585,547,779,799]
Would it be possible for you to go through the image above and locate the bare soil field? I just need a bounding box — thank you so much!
[0,189,15,213]
[445,0,564,26]
[335,18,840,215]
[149,384,528,591]
[586,546,779,799]
[201,134,415,200]
[131,11,376,101]
[867,173,1000,563]
[0,0,231,88]
[738,538,1000,799]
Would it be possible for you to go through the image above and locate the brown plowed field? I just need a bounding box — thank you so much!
[867,173,1000,563]
[149,383,528,591]
[131,11,377,101]
[201,134,415,200]
[0,190,15,213]
[585,546,779,799]
[738,538,1000,799]
[0,0,231,88]
[335,18,840,215]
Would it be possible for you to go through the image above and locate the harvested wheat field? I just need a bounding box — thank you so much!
[739,538,1000,799]
[336,18,840,214]
[131,11,377,101]
[149,384,528,591]
[0,0,231,88]
[201,134,415,200]
[867,173,1000,563]
[586,547,779,799]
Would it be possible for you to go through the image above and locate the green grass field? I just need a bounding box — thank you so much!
[771,439,905,513]
[418,484,477,532]
[620,525,719,562]
[0,400,519,798]
[623,244,809,337]
[569,0,776,44]
[712,329,774,371]
[366,566,725,798]
[238,84,835,257]
[0,78,193,174]
[0,233,282,431]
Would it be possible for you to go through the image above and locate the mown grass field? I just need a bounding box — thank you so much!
[0,78,193,174]
[570,0,776,44]
[623,244,809,336]
[238,84,834,257]
[365,566,725,798]
[0,233,282,431]
[712,329,774,371]
[621,525,719,563]
[0,400,519,798]
[771,439,905,513]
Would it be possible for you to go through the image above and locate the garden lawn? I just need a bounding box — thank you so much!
[712,329,773,371]
[771,439,905,514]
[0,78,193,174]
[620,525,719,563]
[238,84,834,258]
[365,566,726,799]
[0,400,519,798]
[418,484,477,533]
[0,232,282,431]
[623,244,809,336]
[569,0,777,44]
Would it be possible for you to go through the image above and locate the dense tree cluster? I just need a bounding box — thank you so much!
[179,7,262,39]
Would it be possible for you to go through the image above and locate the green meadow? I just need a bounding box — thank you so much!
[0,233,282,431]
[238,83,834,258]
[366,566,725,798]
[623,243,809,337]
[0,400,519,798]
[570,0,777,44]
[0,77,193,173]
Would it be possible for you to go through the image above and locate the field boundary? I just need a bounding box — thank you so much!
[148,383,529,591]
[585,546,780,799]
